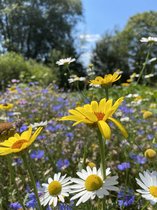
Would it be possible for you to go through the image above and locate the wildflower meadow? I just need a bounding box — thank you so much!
[0,36,157,210]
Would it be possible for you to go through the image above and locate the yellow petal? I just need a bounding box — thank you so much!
[76,107,97,122]
[60,115,83,122]
[21,127,32,140]
[0,147,12,155]
[97,120,111,140]
[91,101,99,112]
[69,109,86,118]
[30,127,43,144]
[99,98,106,113]
[108,117,128,138]
[0,137,17,147]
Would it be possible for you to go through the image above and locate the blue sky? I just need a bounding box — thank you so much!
[78,0,157,66]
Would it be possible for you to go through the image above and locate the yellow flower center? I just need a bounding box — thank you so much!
[85,174,103,191]
[11,139,28,149]
[149,186,157,197]
[95,112,105,120]
[48,181,62,196]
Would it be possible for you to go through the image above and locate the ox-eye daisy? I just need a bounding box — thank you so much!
[70,166,119,206]
[40,173,71,207]
[56,57,76,66]
[136,170,157,205]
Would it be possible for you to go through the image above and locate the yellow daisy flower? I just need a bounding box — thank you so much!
[90,71,121,87]
[0,103,13,110]
[142,111,153,119]
[0,126,42,156]
[60,97,128,139]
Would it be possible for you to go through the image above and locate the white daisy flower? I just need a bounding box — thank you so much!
[40,173,71,207]
[56,57,76,66]
[140,36,157,43]
[136,170,157,205]
[70,166,119,206]
[30,121,48,129]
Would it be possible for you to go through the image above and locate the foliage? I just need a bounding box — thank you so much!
[0,80,156,209]
[0,0,82,61]
[92,11,157,80]
[0,52,55,88]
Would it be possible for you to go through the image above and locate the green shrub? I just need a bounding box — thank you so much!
[0,52,55,88]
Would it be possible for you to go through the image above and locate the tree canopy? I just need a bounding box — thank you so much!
[92,11,157,80]
[0,0,82,60]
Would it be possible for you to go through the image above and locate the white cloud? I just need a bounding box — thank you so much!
[79,51,92,66]
[79,34,101,42]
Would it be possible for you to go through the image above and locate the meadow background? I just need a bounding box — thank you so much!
[0,1,157,210]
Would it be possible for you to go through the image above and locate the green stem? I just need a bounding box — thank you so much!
[141,201,149,210]
[82,145,87,169]
[22,153,43,210]
[105,88,109,100]
[137,44,152,84]
[7,156,26,210]
[97,129,106,210]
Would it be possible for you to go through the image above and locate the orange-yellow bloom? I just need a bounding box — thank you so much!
[0,126,42,156]
[90,71,121,87]
[60,97,128,139]
[0,103,13,110]
[142,110,153,119]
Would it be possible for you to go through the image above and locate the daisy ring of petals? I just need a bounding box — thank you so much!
[136,170,157,205]
[40,173,72,207]
[70,166,119,206]
[60,97,128,140]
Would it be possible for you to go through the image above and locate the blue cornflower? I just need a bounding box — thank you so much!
[9,202,22,210]
[147,134,154,140]
[65,132,74,141]
[59,203,73,210]
[130,153,147,164]
[117,162,130,171]
[118,188,135,207]
[30,150,44,160]
[52,104,63,111]
[26,192,37,208]
[56,158,70,170]
[20,124,28,132]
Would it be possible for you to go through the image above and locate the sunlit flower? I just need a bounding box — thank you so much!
[56,57,76,66]
[144,149,156,160]
[70,166,119,206]
[39,173,71,207]
[0,126,42,155]
[30,121,48,129]
[117,162,130,171]
[147,58,157,64]
[136,170,157,205]
[68,75,86,83]
[90,71,121,87]
[144,73,154,79]
[0,103,13,110]
[121,83,130,87]
[140,36,157,43]
[142,110,153,119]
[60,97,128,139]
[118,188,135,207]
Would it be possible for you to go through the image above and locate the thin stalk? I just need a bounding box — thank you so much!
[22,153,43,210]
[105,88,109,100]
[97,129,106,210]
[141,201,149,210]
[7,156,26,210]
[137,44,152,84]
[82,145,87,169]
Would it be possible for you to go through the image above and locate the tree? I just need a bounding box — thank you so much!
[92,11,157,80]
[0,0,82,60]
